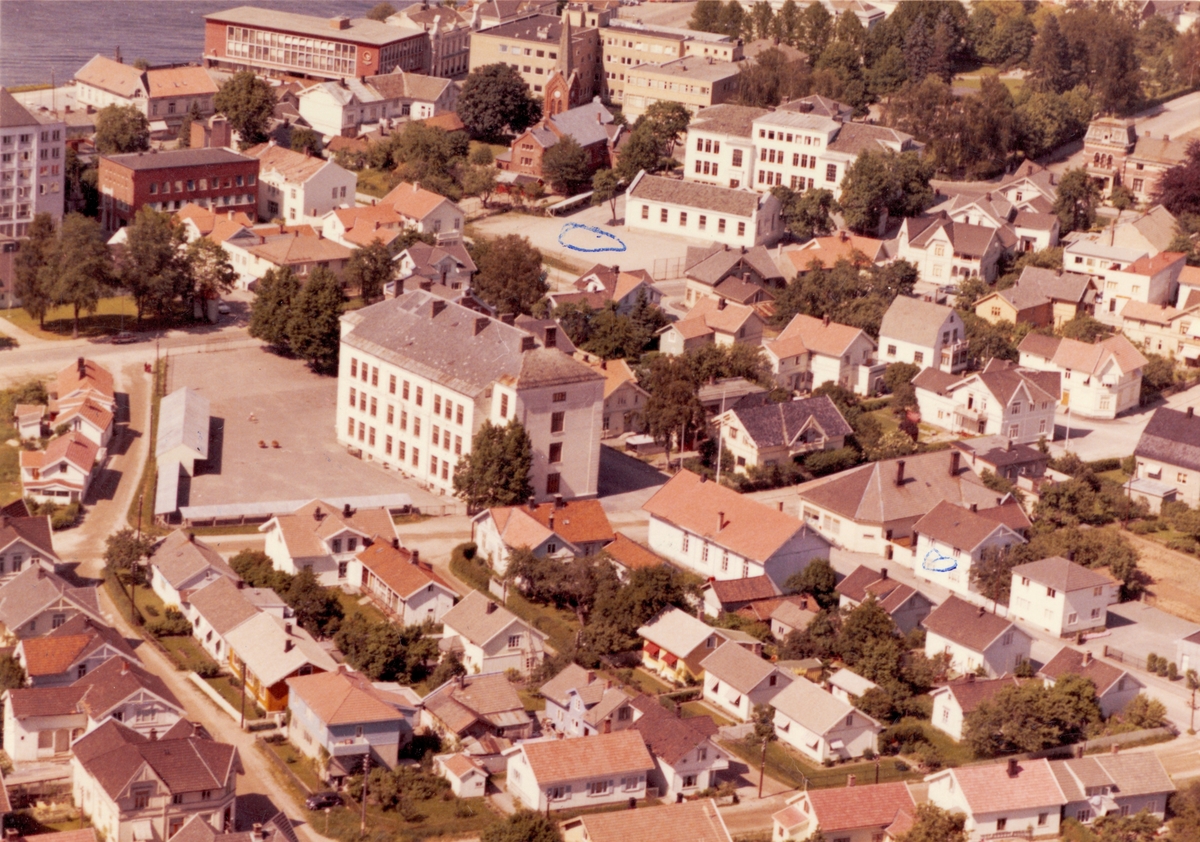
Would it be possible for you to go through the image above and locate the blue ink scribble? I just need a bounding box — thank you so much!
[558,222,627,253]
[922,549,958,573]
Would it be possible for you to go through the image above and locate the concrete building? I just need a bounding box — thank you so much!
[878,296,968,374]
[0,89,66,236]
[626,172,784,249]
[468,12,600,104]
[389,5,472,78]
[621,57,741,120]
[203,6,429,81]
[1017,333,1146,420]
[98,148,258,232]
[73,56,217,136]
[338,291,604,501]
[1009,556,1119,637]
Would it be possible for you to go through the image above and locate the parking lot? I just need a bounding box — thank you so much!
[169,346,453,512]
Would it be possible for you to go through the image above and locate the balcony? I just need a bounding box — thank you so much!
[328,736,370,757]
[980,831,1033,841]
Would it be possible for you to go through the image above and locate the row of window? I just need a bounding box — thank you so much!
[148,174,255,194]
[639,204,745,236]
[758,128,822,146]
[349,357,470,425]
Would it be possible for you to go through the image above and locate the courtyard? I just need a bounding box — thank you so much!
[167,346,454,514]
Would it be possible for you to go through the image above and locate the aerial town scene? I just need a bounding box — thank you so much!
[3,0,1200,840]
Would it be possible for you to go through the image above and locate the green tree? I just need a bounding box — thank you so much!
[286,266,345,372]
[1170,780,1200,840]
[14,212,56,328]
[615,125,663,181]
[689,0,724,33]
[461,164,498,208]
[1055,167,1102,234]
[214,70,276,148]
[94,104,150,154]
[469,144,495,166]
[1028,12,1071,94]
[750,702,777,798]
[284,567,344,638]
[343,239,394,303]
[458,64,542,141]
[177,100,202,149]
[470,234,546,316]
[453,419,534,510]
[750,1,774,41]
[782,558,837,609]
[428,650,466,687]
[838,597,898,666]
[773,186,837,241]
[592,169,620,223]
[838,149,932,235]
[335,613,435,681]
[44,213,112,338]
[1121,692,1167,728]
[797,0,832,57]
[480,811,562,842]
[586,563,699,654]
[1153,140,1200,218]
[185,237,236,314]
[120,208,192,322]
[367,2,396,21]
[249,267,301,352]
[970,544,1018,609]
[104,528,155,580]
[895,804,967,842]
[0,655,26,690]
[640,356,705,466]
[542,136,592,195]
[289,126,323,157]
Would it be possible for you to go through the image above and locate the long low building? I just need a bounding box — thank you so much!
[625,172,784,249]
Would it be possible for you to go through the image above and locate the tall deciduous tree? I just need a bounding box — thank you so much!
[782,558,837,608]
[541,136,591,195]
[461,164,498,208]
[453,419,533,510]
[591,169,620,223]
[1054,167,1101,234]
[289,126,323,157]
[689,0,723,34]
[343,239,394,303]
[470,234,546,316]
[640,355,705,466]
[286,266,344,372]
[215,71,276,148]
[249,267,301,351]
[44,213,112,338]
[458,64,541,141]
[94,104,150,154]
[185,237,236,315]
[14,212,56,328]
[104,528,155,580]
[969,544,1017,610]
[120,208,192,322]
[772,186,837,240]
[838,149,933,235]
[894,804,967,842]
[1153,140,1200,218]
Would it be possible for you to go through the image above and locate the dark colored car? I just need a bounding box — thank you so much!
[111,331,140,344]
[305,792,342,811]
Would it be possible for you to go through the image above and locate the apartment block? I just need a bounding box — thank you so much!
[0,89,65,237]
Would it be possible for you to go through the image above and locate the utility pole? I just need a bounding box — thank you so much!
[239,660,247,730]
[360,753,370,837]
[758,734,768,799]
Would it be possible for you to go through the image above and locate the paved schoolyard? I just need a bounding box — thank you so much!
[168,346,452,512]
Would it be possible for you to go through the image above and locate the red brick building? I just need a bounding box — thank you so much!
[98,148,259,232]
[498,99,619,185]
[203,6,429,80]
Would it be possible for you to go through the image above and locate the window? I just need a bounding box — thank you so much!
[737,222,745,236]
[913,351,924,365]
[826,164,837,182]
[546,473,561,495]
[1002,631,1014,645]
[369,397,377,417]
[402,380,410,400]
[551,411,565,433]
[587,780,611,796]
[680,212,687,226]
[434,395,441,415]
[338,561,348,579]
[134,789,152,809]
[682,775,697,788]
[500,394,509,418]
[732,149,743,167]
[1038,813,1048,826]
[552,391,566,403]
[682,534,689,552]
[996,819,1007,832]
[641,204,649,219]
[1047,587,1057,598]
[549,442,562,463]
[660,208,668,223]
[456,405,464,424]
[508,634,521,648]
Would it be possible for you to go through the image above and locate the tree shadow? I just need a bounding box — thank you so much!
[87,467,122,502]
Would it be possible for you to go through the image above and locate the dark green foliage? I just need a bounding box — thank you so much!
[1140,352,1178,403]
[343,239,394,303]
[94,104,150,154]
[334,612,436,683]
[894,804,967,842]
[804,446,861,477]
[778,607,841,660]
[1058,314,1110,343]
[120,208,192,322]
[736,48,813,108]
[1170,780,1200,840]
[615,103,691,181]
[583,563,701,656]
[480,811,563,842]
[104,528,155,581]
[1154,140,1200,218]
[884,363,919,411]
[1055,167,1102,234]
[782,558,837,609]
[347,764,450,813]
[14,212,56,328]
[187,238,237,309]
[427,650,466,687]
[177,101,202,150]
[541,136,592,195]
[289,127,323,157]
[215,71,276,148]
[969,544,1019,608]
[772,186,837,241]
[147,607,192,638]
[44,213,113,338]
[367,2,396,21]
[839,149,933,236]
[551,293,666,360]
[469,234,546,316]
[249,267,301,352]
[773,255,918,338]
[964,674,1103,757]
[0,655,27,691]
[452,419,533,510]
[592,168,621,222]
[458,64,542,141]
[230,549,286,589]
[638,356,707,465]
[1028,12,1071,95]
[286,567,345,638]
[286,266,345,373]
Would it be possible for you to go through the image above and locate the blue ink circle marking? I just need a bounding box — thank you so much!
[558,222,627,253]
[922,548,958,573]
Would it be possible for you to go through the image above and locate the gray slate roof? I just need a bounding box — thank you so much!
[550,100,614,148]
[442,590,544,648]
[187,576,264,636]
[727,395,852,448]
[149,530,237,591]
[690,104,771,138]
[0,565,102,633]
[685,242,784,286]
[102,148,255,172]
[0,89,38,128]
[997,267,1095,311]
[827,121,916,155]
[341,290,599,398]
[1010,556,1115,592]
[1135,407,1200,473]
[629,174,759,218]
[879,296,957,347]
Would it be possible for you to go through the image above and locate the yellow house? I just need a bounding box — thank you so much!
[974,266,1096,329]
[637,607,739,686]
[1120,300,1200,364]
[622,57,741,119]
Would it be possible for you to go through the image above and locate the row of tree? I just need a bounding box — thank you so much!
[248,266,345,373]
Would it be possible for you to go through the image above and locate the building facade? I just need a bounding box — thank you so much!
[0,89,65,237]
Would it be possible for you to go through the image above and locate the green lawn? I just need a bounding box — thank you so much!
[721,738,923,791]
[335,589,387,625]
[356,168,393,199]
[189,523,265,537]
[895,717,976,768]
[205,674,266,719]
[0,297,165,341]
[1098,469,1131,484]
[866,407,901,435]
[518,688,543,713]
[262,739,324,793]
[607,667,672,696]
[952,65,1025,94]
[104,575,168,627]
[681,700,733,726]
[127,357,169,539]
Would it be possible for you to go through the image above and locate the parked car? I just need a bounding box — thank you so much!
[111,331,140,344]
[305,792,342,811]
[217,301,231,315]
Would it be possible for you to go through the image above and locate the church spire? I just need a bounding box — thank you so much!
[558,6,573,80]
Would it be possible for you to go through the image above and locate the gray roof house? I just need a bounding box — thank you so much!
[184,575,285,662]
[440,590,546,677]
[148,530,239,608]
[770,675,881,763]
[1134,407,1200,507]
[0,565,103,644]
[699,641,791,722]
[716,394,853,472]
[1049,752,1174,826]
[156,388,210,472]
[878,296,968,373]
[225,612,338,712]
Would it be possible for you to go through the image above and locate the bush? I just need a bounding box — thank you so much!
[1167,538,1199,554]
[1169,662,1179,681]
[1086,457,1123,473]
[192,660,222,678]
[859,396,892,412]
[1130,520,1162,534]
[146,607,192,637]
[1147,654,1160,672]
[461,542,477,561]
[804,446,861,477]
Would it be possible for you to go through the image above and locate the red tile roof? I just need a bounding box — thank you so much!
[806,781,915,832]
[947,758,1066,814]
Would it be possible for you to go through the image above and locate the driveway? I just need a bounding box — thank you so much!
[1048,379,1200,461]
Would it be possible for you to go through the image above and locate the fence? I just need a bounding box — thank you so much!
[1103,644,1148,673]
[653,256,685,280]
[980,726,1176,764]
[256,736,316,795]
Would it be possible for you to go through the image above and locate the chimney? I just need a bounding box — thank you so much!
[978,605,986,617]
[969,503,977,513]
[521,335,537,352]
[330,16,350,29]
[236,580,245,589]
[1112,743,1120,755]
[1165,134,1170,142]
[474,316,489,336]
[778,501,784,512]
[314,505,323,520]
[1066,550,1075,562]
[611,265,619,274]
[894,460,906,486]
[717,298,726,310]
[121,660,129,675]
[1005,439,1013,452]
[548,512,554,530]
[501,313,515,326]
[115,46,123,64]
[149,729,157,741]
[544,326,557,348]
[839,230,848,242]
[392,537,400,550]
[284,622,293,635]
[966,673,975,683]
[799,596,808,610]
[187,531,195,543]
[486,601,497,614]
[880,568,888,580]
[528,496,537,511]
[431,300,446,317]
[1189,407,1195,418]
[1007,758,1019,777]
[949,450,961,476]
[343,502,352,518]
[285,639,294,653]
[716,511,725,532]
[846,774,856,787]
[552,494,563,510]
[411,549,420,565]
[1082,650,1093,666]
[77,356,85,376]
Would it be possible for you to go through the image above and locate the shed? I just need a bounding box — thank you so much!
[156,388,211,474]
[1126,477,1178,514]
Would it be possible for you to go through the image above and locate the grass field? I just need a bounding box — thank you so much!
[356,168,393,198]
[952,65,1026,94]
[205,674,266,719]
[1,297,157,341]
[721,738,924,791]
[681,700,733,726]
[263,739,323,793]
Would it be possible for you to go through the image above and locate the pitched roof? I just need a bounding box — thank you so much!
[356,541,455,600]
[101,148,256,172]
[1039,647,1129,696]
[643,470,818,563]
[699,641,779,694]
[602,534,669,572]
[224,613,338,688]
[786,235,885,273]
[423,672,528,734]
[827,667,876,698]
[244,142,329,184]
[487,499,614,550]
[145,66,218,99]
[796,450,997,526]
[1049,753,1174,803]
[1005,266,1095,309]
[1017,333,1148,376]
[1135,407,1200,472]
[570,799,732,842]
[684,242,784,285]
[57,400,114,434]
[945,758,1066,814]
[912,500,1020,553]
[364,71,453,103]
[802,782,915,832]
[629,698,717,766]
[381,181,457,222]
[0,565,102,633]
[921,595,1019,652]
[264,499,396,559]
[879,296,957,347]
[20,615,137,677]
[1011,556,1116,592]
[637,607,719,657]
[629,173,760,218]
[73,719,239,798]
[707,575,779,605]
[74,55,145,98]
[938,675,1021,715]
[765,597,818,628]
[22,431,99,474]
[185,577,263,636]
[826,121,916,156]
[149,530,236,591]
[773,313,872,359]
[341,290,598,398]
[286,669,404,726]
[690,103,771,137]
[725,395,853,449]
[72,657,184,720]
[7,684,89,718]
[547,100,614,148]
[518,729,653,783]
[538,663,605,708]
[441,590,542,648]
[0,512,57,561]
[247,232,352,266]
[771,678,865,735]
[0,89,39,128]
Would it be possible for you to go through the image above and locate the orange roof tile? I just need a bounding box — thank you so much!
[145,66,218,99]
[55,359,113,404]
[382,181,454,222]
[1123,251,1187,276]
[356,540,456,599]
[603,534,669,571]
[520,730,652,783]
[492,499,615,548]
[775,313,870,358]
[245,142,329,184]
[286,669,404,725]
[804,782,915,832]
[785,234,884,273]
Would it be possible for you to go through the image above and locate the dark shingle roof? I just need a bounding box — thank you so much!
[0,90,38,128]
[1039,647,1129,696]
[1135,407,1200,473]
[921,595,1018,652]
[101,148,255,172]
[690,104,771,138]
[629,695,717,765]
[727,395,853,449]
[630,174,759,218]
